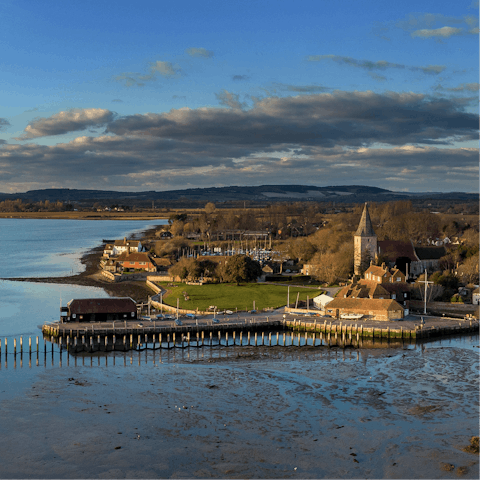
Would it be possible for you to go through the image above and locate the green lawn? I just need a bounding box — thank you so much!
[160,283,322,311]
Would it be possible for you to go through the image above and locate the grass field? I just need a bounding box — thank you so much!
[160,282,322,311]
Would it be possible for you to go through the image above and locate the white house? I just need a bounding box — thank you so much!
[473,287,480,306]
[112,238,142,255]
[312,293,334,310]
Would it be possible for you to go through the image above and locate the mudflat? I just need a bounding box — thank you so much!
[0,341,478,479]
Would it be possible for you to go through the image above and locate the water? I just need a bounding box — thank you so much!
[0,218,166,339]
[0,218,166,278]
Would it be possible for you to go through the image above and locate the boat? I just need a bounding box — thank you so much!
[340,313,364,320]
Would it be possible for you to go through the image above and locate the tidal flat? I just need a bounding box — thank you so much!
[0,337,478,479]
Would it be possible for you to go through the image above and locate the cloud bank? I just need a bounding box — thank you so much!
[3,91,478,193]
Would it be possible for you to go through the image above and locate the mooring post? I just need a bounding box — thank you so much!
[173,333,176,346]
[138,334,141,347]
[187,332,190,347]
[225,332,229,347]
[239,331,242,345]
[269,332,271,346]
[305,331,307,346]
[74,336,77,348]
[261,332,264,345]
[97,335,101,346]
[14,338,16,355]
[201,331,204,346]
[59,336,62,354]
[20,336,23,354]
[254,332,257,346]
[248,331,250,346]
[233,331,236,346]
[130,334,133,348]
[44,338,47,354]
[297,332,301,347]
[313,331,316,346]
[283,332,286,347]
[113,334,116,350]
[104,336,108,350]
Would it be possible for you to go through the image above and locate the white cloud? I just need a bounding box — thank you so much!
[16,109,114,139]
[411,26,463,38]
[149,60,182,77]
[185,47,214,58]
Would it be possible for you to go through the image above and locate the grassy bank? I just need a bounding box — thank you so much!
[161,283,322,311]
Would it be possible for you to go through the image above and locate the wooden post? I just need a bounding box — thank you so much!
[218,330,221,345]
[113,334,116,350]
[4,338,7,355]
[276,332,279,345]
[233,331,236,346]
[305,331,307,346]
[201,331,204,346]
[20,336,23,354]
[210,331,213,346]
[283,332,286,346]
[138,334,141,346]
[173,333,176,345]
[225,332,228,347]
[269,332,271,346]
[313,332,316,346]
[105,336,108,350]
[255,332,257,346]
[130,334,133,348]
[240,331,242,345]
[14,338,16,355]
[29,337,32,354]
[261,332,264,345]
[297,333,301,347]
[187,332,190,346]
[248,331,250,345]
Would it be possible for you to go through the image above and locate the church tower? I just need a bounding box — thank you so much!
[354,203,377,275]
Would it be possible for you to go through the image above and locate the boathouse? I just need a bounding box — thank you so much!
[325,297,404,321]
[61,298,137,322]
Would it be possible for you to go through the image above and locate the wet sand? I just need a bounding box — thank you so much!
[0,341,478,478]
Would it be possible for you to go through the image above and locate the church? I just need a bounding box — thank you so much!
[354,203,446,278]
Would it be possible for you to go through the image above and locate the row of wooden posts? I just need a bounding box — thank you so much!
[1,328,390,357]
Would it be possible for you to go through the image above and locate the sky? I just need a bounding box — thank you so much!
[0,0,478,194]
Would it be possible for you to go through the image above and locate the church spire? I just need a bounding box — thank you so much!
[355,203,375,237]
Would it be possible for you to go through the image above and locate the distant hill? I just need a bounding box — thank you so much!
[0,185,477,205]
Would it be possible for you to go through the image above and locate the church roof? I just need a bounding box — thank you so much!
[354,203,376,237]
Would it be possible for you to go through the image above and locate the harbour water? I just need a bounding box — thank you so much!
[0,219,478,479]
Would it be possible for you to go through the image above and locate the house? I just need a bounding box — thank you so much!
[325,297,404,321]
[61,297,137,322]
[113,237,142,255]
[116,252,157,272]
[364,263,406,283]
[312,293,334,310]
[472,287,480,305]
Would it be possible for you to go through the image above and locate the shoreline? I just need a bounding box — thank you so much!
[1,223,163,302]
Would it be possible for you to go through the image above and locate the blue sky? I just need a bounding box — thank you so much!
[0,0,478,193]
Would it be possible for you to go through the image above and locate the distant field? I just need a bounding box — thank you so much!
[160,282,322,311]
[0,212,168,220]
